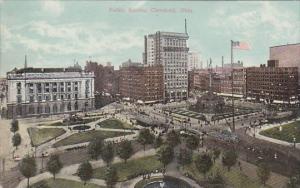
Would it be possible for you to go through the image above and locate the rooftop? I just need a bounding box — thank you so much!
[7,67,84,74]
[270,43,300,48]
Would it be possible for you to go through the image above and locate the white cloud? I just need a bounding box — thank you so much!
[1,24,14,52]
[41,0,64,16]
[208,2,299,43]
[3,21,143,57]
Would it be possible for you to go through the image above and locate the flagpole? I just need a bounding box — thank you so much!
[231,40,235,132]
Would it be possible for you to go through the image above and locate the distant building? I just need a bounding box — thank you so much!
[193,69,221,93]
[269,43,300,93]
[0,78,6,101]
[143,31,189,101]
[246,61,298,104]
[0,78,7,117]
[119,59,164,103]
[220,68,246,97]
[188,70,195,95]
[215,60,244,75]
[188,52,201,71]
[85,61,118,95]
[6,66,94,119]
[269,43,300,72]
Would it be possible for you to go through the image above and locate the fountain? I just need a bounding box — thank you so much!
[142,176,192,188]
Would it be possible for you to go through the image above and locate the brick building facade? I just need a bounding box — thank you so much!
[119,60,164,103]
[246,62,298,103]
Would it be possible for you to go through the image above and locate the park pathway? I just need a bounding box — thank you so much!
[247,118,300,149]
[16,148,156,188]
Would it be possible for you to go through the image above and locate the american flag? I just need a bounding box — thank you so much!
[232,41,251,50]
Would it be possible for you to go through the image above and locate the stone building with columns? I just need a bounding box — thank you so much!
[6,67,94,119]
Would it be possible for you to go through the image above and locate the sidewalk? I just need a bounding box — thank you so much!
[247,118,300,149]
[16,148,156,188]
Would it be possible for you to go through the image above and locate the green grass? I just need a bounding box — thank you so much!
[45,117,102,127]
[53,130,133,147]
[93,155,163,181]
[260,121,300,143]
[30,178,105,188]
[181,159,269,188]
[28,127,66,146]
[38,121,65,126]
[98,118,133,129]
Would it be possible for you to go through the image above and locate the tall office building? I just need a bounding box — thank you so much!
[143,31,189,101]
[188,52,201,71]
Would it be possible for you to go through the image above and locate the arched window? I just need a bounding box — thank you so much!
[67,102,72,111]
[17,105,22,116]
[60,103,65,112]
[74,102,78,110]
[45,105,50,113]
[53,104,57,113]
[29,105,35,114]
[37,105,42,114]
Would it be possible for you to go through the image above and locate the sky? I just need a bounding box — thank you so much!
[0,0,299,76]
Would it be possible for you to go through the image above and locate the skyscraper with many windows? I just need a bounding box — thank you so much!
[143,31,189,101]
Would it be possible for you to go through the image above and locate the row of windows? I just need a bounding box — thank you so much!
[27,82,78,87]
[28,86,78,94]
[16,102,83,116]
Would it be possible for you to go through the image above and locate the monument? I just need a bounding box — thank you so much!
[194,59,225,116]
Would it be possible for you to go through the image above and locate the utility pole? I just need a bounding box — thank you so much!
[231,40,235,132]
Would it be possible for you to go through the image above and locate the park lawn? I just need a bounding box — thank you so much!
[28,127,66,147]
[93,155,163,181]
[30,178,105,188]
[98,118,133,129]
[53,130,133,147]
[181,160,269,188]
[37,121,65,126]
[45,117,102,126]
[260,121,300,143]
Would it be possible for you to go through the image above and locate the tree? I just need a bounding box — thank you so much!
[12,133,21,150]
[208,170,225,187]
[87,138,103,160]
[19,155,37,188]
[166,130,180,147]
[10,119,19,135]
[178,148,192,169]
[117,140,133,163]
[154,135,163,148]
[137,129,155,151]
[195,153,213,178]
[222,150,238,171]
[102,142,115,166]
[105,166,118,188]
[156,144,174,168]
[77,161,93,185]
[46,154,63,180]
[186,134,200,151]
[256,163,270,185]
[286,175,300,188]
[212,148,221,163]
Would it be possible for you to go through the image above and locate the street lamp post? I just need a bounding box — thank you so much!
[293,137,296,148]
